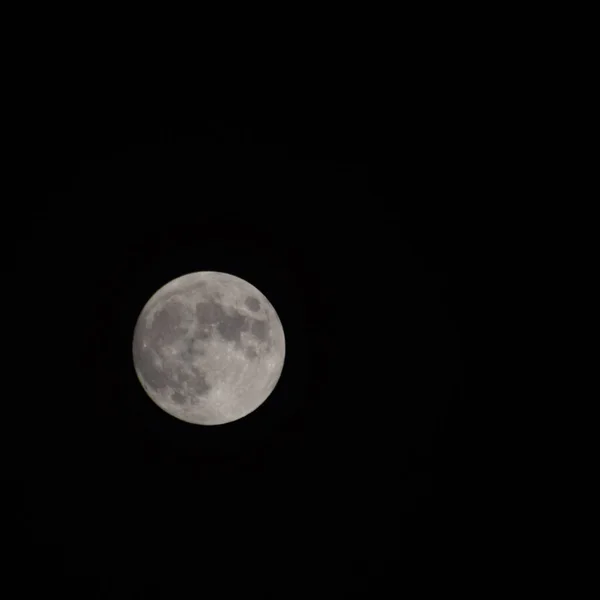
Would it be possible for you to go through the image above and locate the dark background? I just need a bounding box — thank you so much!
[12,105,469,596]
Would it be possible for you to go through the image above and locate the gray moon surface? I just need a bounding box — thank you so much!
[132,271,286,425]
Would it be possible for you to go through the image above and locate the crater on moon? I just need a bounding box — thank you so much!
[245,296,260,311]
[132,271,286,425]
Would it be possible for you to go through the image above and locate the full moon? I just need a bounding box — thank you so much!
[132,271,286,425]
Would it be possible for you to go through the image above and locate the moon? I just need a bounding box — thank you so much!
[132,271,286,425]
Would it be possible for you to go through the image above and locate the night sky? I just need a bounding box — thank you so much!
[12,107,469,596]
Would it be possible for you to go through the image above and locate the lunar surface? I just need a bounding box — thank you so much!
[132,272,286,425]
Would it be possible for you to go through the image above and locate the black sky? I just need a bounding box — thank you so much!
[12,105,469,596]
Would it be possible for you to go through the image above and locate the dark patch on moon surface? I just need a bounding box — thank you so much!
[190,369,211,396]
[171,391,186,404]
[156,365,212,407]
[217,311,248,344]
[180,339,205,362]
[195,300,226,325]
[245,296,260,311]
[155,301,182,327]
[132,335,169,391]
[195,326,213,340]
[250,318,268,342]
[245,346,258,360]
[196,298,255,348]
[148,300,188,345]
